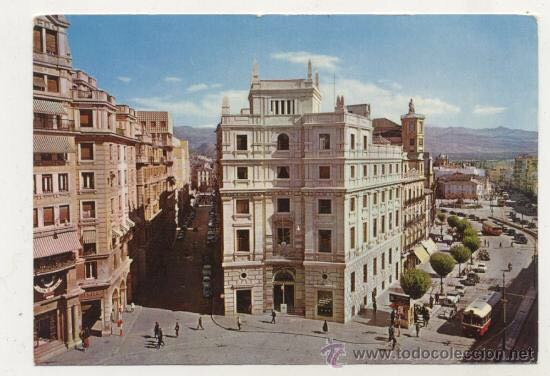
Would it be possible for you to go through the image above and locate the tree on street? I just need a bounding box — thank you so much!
[400,269,432,300]
[429,252,456,294]
[437,212,446,234]
[450,244,472,276]
[456,219,472,240]
[463,235,481,265]
[447,215,460,229]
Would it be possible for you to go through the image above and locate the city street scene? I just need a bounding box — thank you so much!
[31,15,538,365]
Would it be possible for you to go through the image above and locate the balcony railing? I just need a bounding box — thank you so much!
[72,89,116,105]
[34,253,76,275]
[33,118,75,131]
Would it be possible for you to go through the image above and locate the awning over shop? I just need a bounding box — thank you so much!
[412,245,430,264]
[34,231,81,259]
[33,134,75,153]
[421,239,438,256]
[126,218,135,228]
[33,99,66,115]
[82,229,96,244]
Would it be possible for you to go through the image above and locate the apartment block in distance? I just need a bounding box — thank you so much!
[217,62,404,323]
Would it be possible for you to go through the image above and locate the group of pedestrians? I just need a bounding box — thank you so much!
[152,316,204,349]
[387,309,402,350]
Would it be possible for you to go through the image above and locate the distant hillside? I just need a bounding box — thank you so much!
[425,126,537,160]
[174,125,538,161]
[173,125,217,157]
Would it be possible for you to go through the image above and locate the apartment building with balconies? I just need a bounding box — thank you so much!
[217,62,404,323]
[33,15,84,360]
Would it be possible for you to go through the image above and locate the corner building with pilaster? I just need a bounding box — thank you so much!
[217,63,404,323]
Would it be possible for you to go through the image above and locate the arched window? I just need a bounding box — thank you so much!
[277,133,289,150]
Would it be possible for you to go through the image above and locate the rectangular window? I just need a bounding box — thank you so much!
[363,222,368,243]
[350,197,356,212]
[318,199,332,214]
[389,164,393,174]
[277,198,290,213]
[382,191,385,203]
[319,134,331,150]
[42,174,53,193]
[389,213,393,230]
[396,210,399,227]
[277,227,291,245]
[319,166,330,179]
[381,215,385,234]
[58,173,68,192]
[410,138,415,146]
[363,165,367,178]
[363,135,368,150]
[350,227,356,249]
[236,135,248,150]
[373,192,378,205]
[110,198,115,214]
[33,27,42,53]
[236,199,249,214]
[46,76,59,92]
[373,218,378,238]
[82,201,96,219]
[374,165,378,176]
[45,29,58,54]
[277,166,290,179]
[33,209,38,228]
[236,229,250,252]
[43,207,54,226]
[363,264,368,282]
[318,230,332,253]
[351,272,356,292]
[80,109,93,127]
[237,167,248,179]
[59,205,70,224]
[83,243,97,256]
[85,262,97,279]
[382,253,386,270]
[389,248,393,265]
[80,143,94,160]
[350,134,355,150]
[350,166,355,179]
[363,195,368,208]
[382,164,386,175]
[33,73,45,91]
[389,190,393,201]
[373,257,378,275]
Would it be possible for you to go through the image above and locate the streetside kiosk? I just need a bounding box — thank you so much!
[389,291,414,329]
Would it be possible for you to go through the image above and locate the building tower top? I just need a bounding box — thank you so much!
[252,60,259,83]
[222,96,230,115]
[307,59,312,80]
[315,71,319,87]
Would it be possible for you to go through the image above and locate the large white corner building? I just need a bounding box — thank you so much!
[216,62,405,323]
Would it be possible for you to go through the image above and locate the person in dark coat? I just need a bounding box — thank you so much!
[388,325,395,342]
[154,322,159,339]
[390,309,396,326]
[174,321,180,337]
[391,336,397,350]
[435,292,440,305]
[423,310,430,327]
[322,320,328,334]
[429,295,434,309]
[157,327,165,348]
[271,310,277,324]
[197,316,204,330]
[416,322,421,337]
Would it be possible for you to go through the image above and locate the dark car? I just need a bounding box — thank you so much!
[467,273,481,283]
[461,278,476,286]
[513,217,521,223]
[440,208,448,213]
[507,228,516,236]
[450,211,457,215]
[468,214,476,220]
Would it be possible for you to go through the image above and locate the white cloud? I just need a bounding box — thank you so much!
[117,76,131,83]
[321,78,460,121]
[473,105,507,115]
[187,83,209,92]
[271,51,341,70]
[377,79,403,91]
[164,76,182,83]
[130,89,248,124]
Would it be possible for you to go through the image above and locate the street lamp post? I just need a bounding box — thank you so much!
[502,271,508,352]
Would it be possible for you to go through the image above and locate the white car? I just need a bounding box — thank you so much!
[441,294,460,307]
[474,263,487,273]
[454,285,466,296]
[446,291,462,302]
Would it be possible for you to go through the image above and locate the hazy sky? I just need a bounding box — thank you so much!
[66,15,538,131]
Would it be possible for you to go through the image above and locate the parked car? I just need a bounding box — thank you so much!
[461,278,476,286]
[446,291,462,302]
[468,214,476,220]
[474,263,487,273]
[507,228,516,236]
[441,294,460,307]
[454,285,466,296]
[440,208,448,213]
[467,273,481,283]
[457,212,466,217]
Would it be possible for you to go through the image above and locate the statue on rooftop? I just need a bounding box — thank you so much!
[409,98,415,114]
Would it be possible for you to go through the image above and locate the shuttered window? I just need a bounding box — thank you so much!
[236,199,249,214]
[47,76,59,93]
[45,29,57,54]
[43,207,54,226]
[82,201,95,219]
[80,143,93,160]
[33,209,38,228]
[33,27,42,53]
[80,110,93,127]
[59,205,70,224]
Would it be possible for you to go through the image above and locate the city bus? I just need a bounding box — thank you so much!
[461,292,501,337]
[482,221,503,236]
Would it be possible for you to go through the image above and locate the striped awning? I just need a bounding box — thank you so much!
[112,227,123,238]
[33,99,66,115]
[33,134,75,153]
[421,239,438,256]
[120,223,129,234]
[34,231,81,259]
[126,218,135,228]
[82,229,96,244]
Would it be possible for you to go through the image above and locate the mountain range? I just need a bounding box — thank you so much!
[174,125,538,160]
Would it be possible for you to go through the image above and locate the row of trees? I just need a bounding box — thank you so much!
[400,213,483,298]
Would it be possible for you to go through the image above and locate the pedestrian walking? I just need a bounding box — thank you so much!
[500,242,502,248]
[175,321,180,337]
[395,313,401,337]
[423,310,430,327]
[388,325,395,342]
[158,328,165,348]
[154,322,159,339]
[429,295,434,309]
[372,301,377,318]
[391,336,397,350]
[271,309,277,324]
[390,309,396,326]
[197,316,204,330]
[416,322,421,337]
[435,292,440,305]
[237,316,242,331]
[322,320,328,335]
[131,302,135,312]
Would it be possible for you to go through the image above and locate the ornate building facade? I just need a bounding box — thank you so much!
[217,63,404,323]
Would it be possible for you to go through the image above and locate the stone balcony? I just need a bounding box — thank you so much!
[72,89,116,106]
